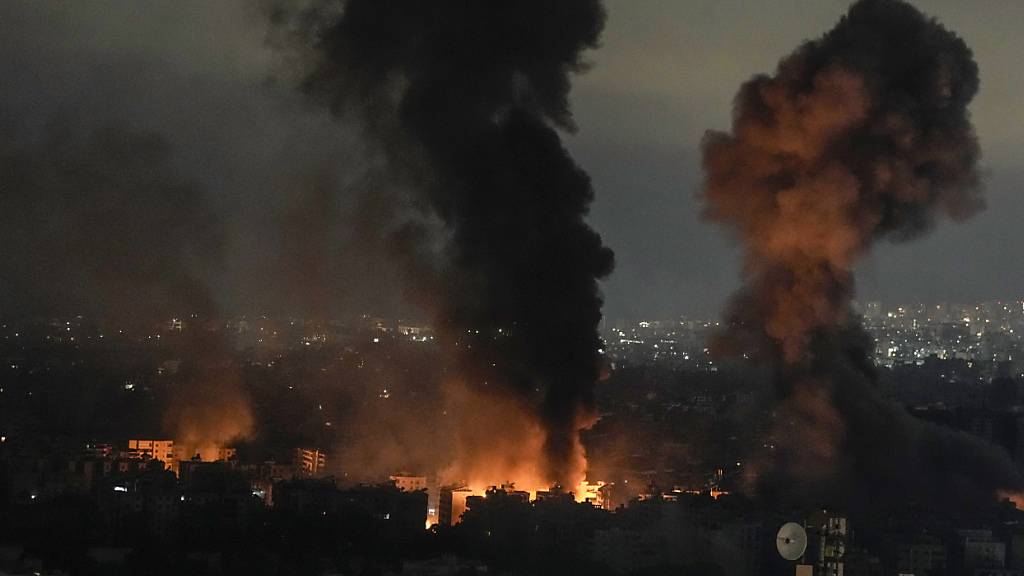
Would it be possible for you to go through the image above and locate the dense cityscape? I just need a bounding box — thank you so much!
[5,0,1024,574]
[606,300,1024,372]
[4,301,1024,574]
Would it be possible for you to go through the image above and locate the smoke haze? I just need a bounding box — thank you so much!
[0,115,221,324]
[701,0,1021,511]
[271,0,614,487]
[4,0,1023,503]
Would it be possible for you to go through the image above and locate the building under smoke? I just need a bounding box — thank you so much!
[271,0,614,489]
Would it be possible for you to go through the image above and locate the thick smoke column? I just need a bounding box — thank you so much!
[701,0,1022,510]
[271,1,613,486]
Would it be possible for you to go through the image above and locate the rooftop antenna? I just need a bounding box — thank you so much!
[776,521,808,562]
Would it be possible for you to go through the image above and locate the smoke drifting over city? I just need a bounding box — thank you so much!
[701,0,1021,510]
[9,2,1024,574]
[0,116,222,324]
[272,0,614,488]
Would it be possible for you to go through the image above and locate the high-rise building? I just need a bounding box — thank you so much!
[960,529,1006,571]
[294,447,326,477]
[126,440,174,464]
[806,510,847,576]
[438,485,475,526]
[897,535,947,576]
[390,474,427,492]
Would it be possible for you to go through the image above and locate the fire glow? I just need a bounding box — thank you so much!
[431,480,607,528]
[277,0,614,491]
[439,378,591,501]
[701,0,1024,509]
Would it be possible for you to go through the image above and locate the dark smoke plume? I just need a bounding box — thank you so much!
[270,1,613,486]
[0,112,221,325]
[0,111,255,457]
[701,0,1022,511]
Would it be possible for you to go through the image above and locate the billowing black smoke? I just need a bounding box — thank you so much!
[701,0,1023,513]
[270,1,613,486]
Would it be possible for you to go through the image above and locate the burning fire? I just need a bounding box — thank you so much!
[171,400,252,463]
[999,490,1024,510]
[440,378,589,499]
[165,368,254,464]
[423,377,606,527]
[429,480,606,528]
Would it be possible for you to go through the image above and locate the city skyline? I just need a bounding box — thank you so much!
[4,2,1024,575]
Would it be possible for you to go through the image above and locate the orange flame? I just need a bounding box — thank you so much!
[440,377,589,499]
[999,490,1024,510]
[165,368,253,463]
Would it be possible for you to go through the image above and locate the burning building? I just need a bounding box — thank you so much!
[295,447,327,477]
[390,474,427,493]
[125,439,175,464]
[271,0,614,493]
[439,485,477,527]
[162,332,254,467]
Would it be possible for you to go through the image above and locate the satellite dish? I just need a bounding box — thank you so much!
[776,522,808,561]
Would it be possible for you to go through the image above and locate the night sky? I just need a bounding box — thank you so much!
[2,0,1021,322]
